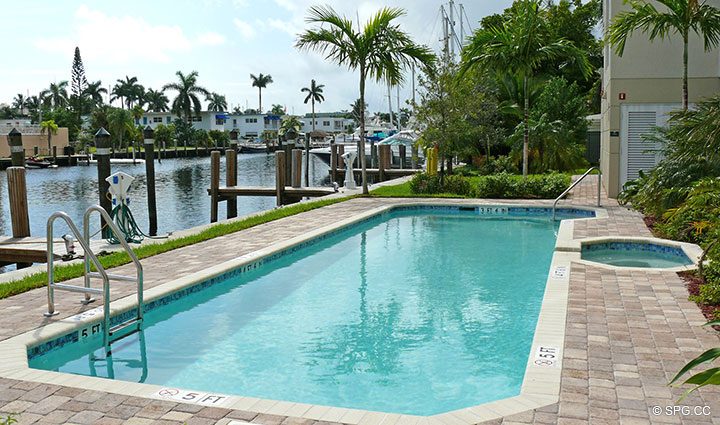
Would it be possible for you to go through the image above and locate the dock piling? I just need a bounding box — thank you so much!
[226,147,238,219]
[210,151,221,223]
[292,149,302,188]
[399,145,407,169]
[275,150,286,207]
[94,128,113,238]
[338,145,345,170]
[143,126,158,236]
[411,145,418,169]
[330,143,338,184]
[6,129,30,240]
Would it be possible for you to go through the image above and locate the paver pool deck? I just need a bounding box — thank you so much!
[1,176,719,424]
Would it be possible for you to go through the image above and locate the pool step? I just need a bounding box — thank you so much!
[109,318,142,344]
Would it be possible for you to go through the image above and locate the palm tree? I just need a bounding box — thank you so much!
[41,81,69,110]
[107,107,134,153]
[12,94,25,114]
[163,71,210,122]
[206,92,228,112]
[301,79,325,186]
[40,119,59,153]
[111,76,144,109]
[461,0,591,176]
[144,88,169,112]
[83,81,107,110]
[250,73,273,113]
[608,0,720,110]
[297,6,435,194]
[270,104,285,115]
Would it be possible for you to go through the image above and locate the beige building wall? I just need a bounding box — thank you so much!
[0,127,70,158]
[601,0,720,197]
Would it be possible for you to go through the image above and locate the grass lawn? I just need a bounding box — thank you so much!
[370,181,470,198]
[0,195,353,300]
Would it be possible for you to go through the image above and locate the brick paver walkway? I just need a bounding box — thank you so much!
[1,176,719,424]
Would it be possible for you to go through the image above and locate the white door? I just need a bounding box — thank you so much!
[620,103,679,188]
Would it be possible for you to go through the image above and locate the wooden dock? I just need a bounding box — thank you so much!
[208,186,336,198]
[0,236,114,267]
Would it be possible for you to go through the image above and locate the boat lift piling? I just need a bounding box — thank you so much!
[329,142,419,186]
[94,128,113,239]
[209,149,337,223]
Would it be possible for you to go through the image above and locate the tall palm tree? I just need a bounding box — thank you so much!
[144,88,169,112]
[41,81,69,110]
[83,80,107,110]
[297,6,435,194]
[163,70,209,122]
[250,73,273,113]
[301,79,325,186]
[462,0,591,176]
[608,0,720,110]
[206,92,228,112]
[270,104,285,115]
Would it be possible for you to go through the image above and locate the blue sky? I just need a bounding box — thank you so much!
[2,0,514,115]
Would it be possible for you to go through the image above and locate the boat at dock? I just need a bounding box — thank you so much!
[25,157,58,169]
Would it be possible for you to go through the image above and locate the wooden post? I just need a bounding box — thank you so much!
[52,146,57,163]
[399,145,407,169]
[95,128,112,238]
[33,146,39,156]
[371,141,378,168]
[210,151,220,223]
[411,145,418,169]
[7,168,30,238]
[291,149,302,188]
[381,145,393,182]
[330,143,338,184]
[226,147,237,219]
[378,145,387,182]
[283,142,294,184]
[338,145,345,170]
[275,150,286,207]
[143,127,158,236]
[8,128,24,167]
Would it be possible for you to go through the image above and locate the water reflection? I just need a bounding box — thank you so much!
[0,154,330,237]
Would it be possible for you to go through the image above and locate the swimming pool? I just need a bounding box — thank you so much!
[28,206,592,416]
[581,240,696,269]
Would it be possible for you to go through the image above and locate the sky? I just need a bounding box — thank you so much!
[1,0,514,116]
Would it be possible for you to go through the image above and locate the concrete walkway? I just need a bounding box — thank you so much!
[0,176,719,424]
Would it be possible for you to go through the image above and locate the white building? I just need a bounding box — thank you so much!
[299,113,353,134]
[137,111,227,132]
[137,111,283,139]
[225,114,281,138]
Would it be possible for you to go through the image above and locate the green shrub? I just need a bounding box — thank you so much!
[409,173,471,196]
[474,172,569,199]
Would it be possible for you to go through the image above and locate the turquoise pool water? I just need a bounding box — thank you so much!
[30,208,566,415]
[582,242,693,268]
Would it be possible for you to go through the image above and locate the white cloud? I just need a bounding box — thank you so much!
[33,5,223,65]
[265,18,303,38]
[273,0,298,12]
[233,19,256,40]
[197,32,226,46]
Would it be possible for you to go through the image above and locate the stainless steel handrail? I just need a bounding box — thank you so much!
[83,206,144,325]
[45,212,109,318]
[552,167,601,220]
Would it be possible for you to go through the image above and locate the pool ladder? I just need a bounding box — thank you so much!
[44,205,144,352]
[552,167,602,220]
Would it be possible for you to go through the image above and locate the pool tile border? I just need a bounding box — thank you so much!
[0,200,606,424]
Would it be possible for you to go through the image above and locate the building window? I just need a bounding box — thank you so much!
[245,118,257,123]
[143,117,148,125]
[153,117,163,123]
[166,116,171,124]
[191,116,202,122]
[323,121,330,126]
[233,119,237,126]
[216,118,224,125]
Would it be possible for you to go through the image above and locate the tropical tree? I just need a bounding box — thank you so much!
[107,107,134,153]
[461,0,591,176]
[163,70,209,122]
[270,104,285,115]
[232,106,244,115]
[608,0,720,110]
[350,98,368,125]
[41,81,69,110]
[206,92,228,112]
[83,81,107,110]
[111,76,144,109]
[250,73,273,113]
[301,79,325,186]
[297,5,435,194]
[40,119,59,153]
[144,88,169,112]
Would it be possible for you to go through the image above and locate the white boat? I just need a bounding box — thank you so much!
[310,130,423,165]
[88,155,145,165]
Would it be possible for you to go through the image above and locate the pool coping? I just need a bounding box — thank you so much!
[0,200,607,424]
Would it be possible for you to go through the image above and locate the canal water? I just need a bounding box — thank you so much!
[0,153,331,238]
